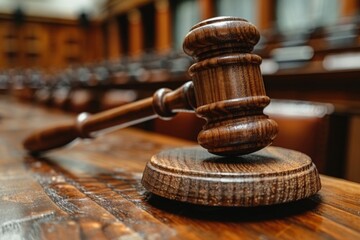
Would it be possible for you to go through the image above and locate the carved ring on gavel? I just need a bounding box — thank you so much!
[23,17,321,207]
[23,17,277,156]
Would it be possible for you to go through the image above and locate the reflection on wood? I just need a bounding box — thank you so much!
[142,146,321,206]
[0,96,360,239]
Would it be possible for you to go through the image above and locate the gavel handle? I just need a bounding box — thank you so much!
[23,81,196,153]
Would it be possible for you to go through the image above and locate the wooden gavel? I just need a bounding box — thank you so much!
[23,17,278,156]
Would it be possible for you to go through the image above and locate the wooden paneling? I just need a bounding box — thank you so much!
[106,17,122,60]
[0,14,104,69]
[258,0,275,30]
[22,23,49,68]
[128,9,143,57]
[341,0,359,17]
[155,0,171,53]
[199,0,214,20]
[85,25,104,62]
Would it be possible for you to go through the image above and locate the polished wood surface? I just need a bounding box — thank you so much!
[23,17,319,208]
[0,96,360,239]
[142,146,320,206]
[183,17,278,156]
[23,17,278,156]
[23,81,195,153]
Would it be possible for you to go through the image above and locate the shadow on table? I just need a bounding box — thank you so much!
[24,154,322,223]
[145,193,321,222]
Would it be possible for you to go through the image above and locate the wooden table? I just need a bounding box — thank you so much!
[1,96,360,240]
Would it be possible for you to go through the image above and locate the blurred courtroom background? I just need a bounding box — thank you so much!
[0,0,360,182]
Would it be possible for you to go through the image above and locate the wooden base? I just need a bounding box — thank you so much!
[142,146,321,207]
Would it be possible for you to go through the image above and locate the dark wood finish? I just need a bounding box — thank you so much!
[23,17,321,208]
[152,99,354,179]
[1,96,360,239]
[23,81,195,153]
[264,69,360,104]
[0,14,103,68]
[80,67,360,104]
[24,17,279,156]
[183,17,278,156]
[142,146,321,206]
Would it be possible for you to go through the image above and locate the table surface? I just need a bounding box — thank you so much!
[0,96,360,240]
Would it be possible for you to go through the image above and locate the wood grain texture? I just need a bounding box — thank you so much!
[183,17,278,156]
[24,16,279,157]
[142,146,321,206]
[22,81,195,153]
[1,96,360,239]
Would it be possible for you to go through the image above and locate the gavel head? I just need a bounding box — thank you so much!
[183,16,278,156]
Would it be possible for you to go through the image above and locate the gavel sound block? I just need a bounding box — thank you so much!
[23,17,321,207]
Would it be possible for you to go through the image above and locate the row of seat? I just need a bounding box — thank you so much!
[0,53,349,178]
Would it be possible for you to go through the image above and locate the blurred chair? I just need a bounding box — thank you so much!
[101,90,138,110]
[68,89,102,113]
[266,100,332,173]
[153,99,349,177]
[154,112,205,142]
